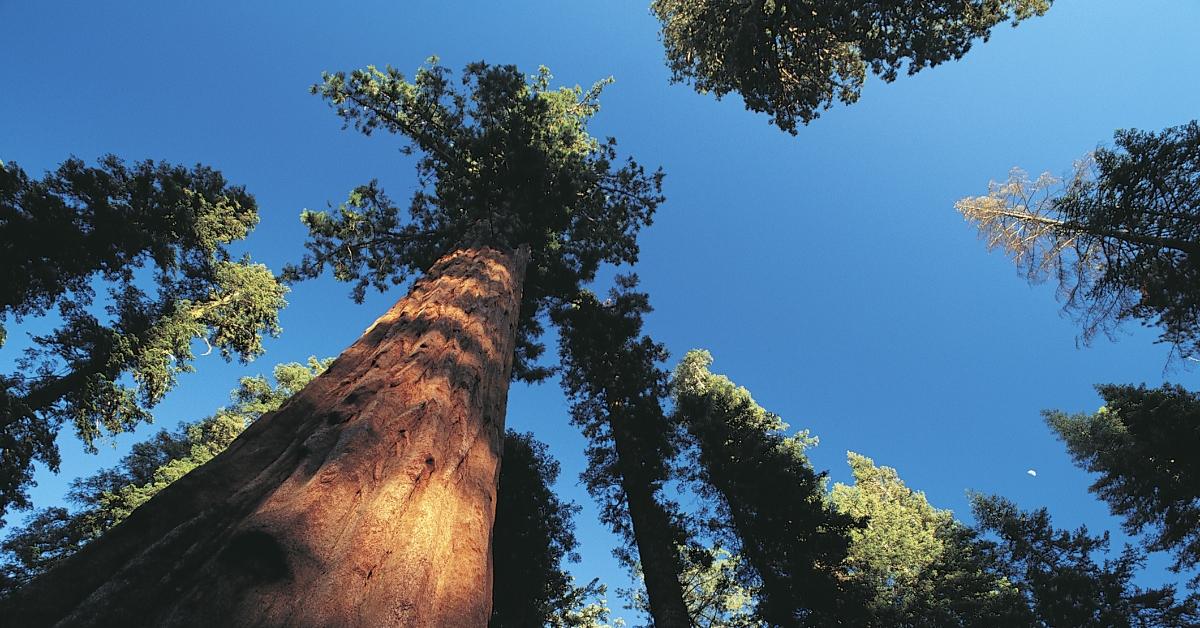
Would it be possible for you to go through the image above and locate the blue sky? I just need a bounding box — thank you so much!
[3,0,1199,615]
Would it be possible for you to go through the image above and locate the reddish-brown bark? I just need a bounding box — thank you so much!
[5,245,529,627]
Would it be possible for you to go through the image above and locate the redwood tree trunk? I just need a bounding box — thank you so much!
[6,245,529,627]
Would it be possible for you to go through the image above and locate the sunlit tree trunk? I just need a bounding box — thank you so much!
[6,245,529,627]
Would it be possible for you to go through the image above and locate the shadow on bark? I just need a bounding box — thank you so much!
[3,246,528,627]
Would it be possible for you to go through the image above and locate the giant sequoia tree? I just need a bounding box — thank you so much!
[670,350,865,626]
[3,60,661,626]
[957,121,1200,359]
[0,155,287,525]
[652,0,1051,133]
[555,278,693,627]
[2,367,596,627]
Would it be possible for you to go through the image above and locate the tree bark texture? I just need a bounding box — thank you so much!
[4,245,529,627]
[611,419,692,628]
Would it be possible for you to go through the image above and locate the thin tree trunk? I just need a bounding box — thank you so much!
[5,244,529,627]
[611,418,692,628]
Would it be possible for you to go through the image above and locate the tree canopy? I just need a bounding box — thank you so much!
[284,60,664,380]
[652,0,1051,133]
[831,452,1030,626]
[1046,383,1200,588]
[0,155,287,524]
[957,121,1200,359]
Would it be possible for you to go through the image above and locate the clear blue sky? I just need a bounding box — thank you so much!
[3,0,1199,617]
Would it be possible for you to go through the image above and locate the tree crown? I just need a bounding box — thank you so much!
[286,60,664,380]
[652,0,1051,133]
[0,155,286,521]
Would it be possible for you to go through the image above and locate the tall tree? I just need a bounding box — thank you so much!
[3,60,662,626]
[670,350,865,626]
[972,493,1200,627]
[956,121,1200,359]
[652,0,1051,133]
[1045,383,1200,588]
[555,277,692,627]
[0,358,329,597]
[831,453,1032,626]
[0,155,287,524]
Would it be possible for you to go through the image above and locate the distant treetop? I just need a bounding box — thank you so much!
[653,0,1051,133]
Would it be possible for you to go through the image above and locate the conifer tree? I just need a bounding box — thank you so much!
[972,493,1200,626]
[555,277,692,627]
[957,121,1200,358]
[670,350,865,626]
[652,0,1051,133]
[0,156,287,524]
[831,453,1032,626]
[1045,383,1200,588]
[490,430,583,627]
[4,60,662,626]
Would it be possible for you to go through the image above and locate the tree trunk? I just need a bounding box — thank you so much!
[611,419,692,628]
[5,245,529,627]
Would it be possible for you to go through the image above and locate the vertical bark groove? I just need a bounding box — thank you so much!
[5,245,529,627]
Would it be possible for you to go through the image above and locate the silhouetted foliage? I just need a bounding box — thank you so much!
[285,59,663,381]
[0,155,286,524]
[1046,383,1200,587]
[671,350,866,626]
[0,359,328,597]
[554,277,692,626]
[832,453,1032,627]
[652,0,1051,133]
[958,121,1200,359]
[972,493,1200,626]
[491,430,582,627]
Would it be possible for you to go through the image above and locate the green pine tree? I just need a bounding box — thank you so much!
[1045,383,1200,588]
[957,121,1200,359]
[652,0,1051,133]
[554,277,693,627]
[0,156,287,524]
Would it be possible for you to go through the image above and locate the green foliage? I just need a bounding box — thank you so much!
[652,0,1050,133]
[0,358,329,596]
[491,430,582,627]
[550,579,626,628]
[626,547,759,627]
[972,493,1200,627]
[958,121,1200,358]
[286,59,664,381]
[831,453,1031,626]
[0,155,287,522]
[1046,383,1200,587]
[671,350,864,626]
